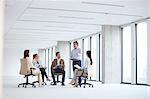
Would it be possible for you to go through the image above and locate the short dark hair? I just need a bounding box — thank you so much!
[24,49,29,58]
[56,52,60,56]
[73,41,78,45]
[33,54,38,59]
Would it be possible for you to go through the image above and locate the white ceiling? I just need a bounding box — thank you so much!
[4,0,150,49]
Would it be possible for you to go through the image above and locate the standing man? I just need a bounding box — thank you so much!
[70,41,82,85]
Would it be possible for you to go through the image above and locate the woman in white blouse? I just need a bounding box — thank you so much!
[84,51,93,78]
[23,50,42,86]
[74,50,93,86]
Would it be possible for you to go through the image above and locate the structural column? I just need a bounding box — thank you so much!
[102,25,121,84]
[57,41,70,78]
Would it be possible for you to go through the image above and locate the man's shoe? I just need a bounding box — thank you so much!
[61,83,65,86]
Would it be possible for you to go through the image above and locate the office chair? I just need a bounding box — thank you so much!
[75,68,94,88]
[50,73,63,85]
[32,67,47,86]
[18,59,36,88]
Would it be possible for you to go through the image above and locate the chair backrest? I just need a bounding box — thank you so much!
[19,58,30,75]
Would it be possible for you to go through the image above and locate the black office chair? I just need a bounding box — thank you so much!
[75,68,94,88]
[50,72,63,85]
[18,59,36,88]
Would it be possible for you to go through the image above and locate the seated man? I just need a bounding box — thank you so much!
[51,52,65,86]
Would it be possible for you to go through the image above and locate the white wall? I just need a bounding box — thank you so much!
[102,25,121,84]
[57,41,70,78]
[3,47,38,77]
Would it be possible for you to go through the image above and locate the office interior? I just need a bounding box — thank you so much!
[2,0,150,99]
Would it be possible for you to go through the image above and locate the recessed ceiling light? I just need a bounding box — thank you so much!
[17,19,102,26]
[82,1,125,7]
[59,16,94,20]
[44,25,73,28]
[12,28,96,33]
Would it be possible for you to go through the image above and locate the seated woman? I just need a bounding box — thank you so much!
[51,52,65,86]
[32,54,51,84]
[74,50,93,87]
[23,50,42,86]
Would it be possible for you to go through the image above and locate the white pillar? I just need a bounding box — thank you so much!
[38,49,46,66]
[57,41,70,78]
[131,24,137,84]
[147,19,150,85]
[102,25,121,84]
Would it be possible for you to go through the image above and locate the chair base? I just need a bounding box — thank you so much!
[32,81,47,85]
[76,78,94,88]
[18,83,36,88]
[80,83,94,88]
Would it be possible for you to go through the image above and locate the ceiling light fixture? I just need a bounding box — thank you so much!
[44,25,73,28]
[82,1,125,7]
[59,16,94,20]
[17,19,102,26]
[12,27,97,33]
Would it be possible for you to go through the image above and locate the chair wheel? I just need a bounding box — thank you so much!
[25,86,27,88]
[92,85,93,88]
[84,86,85,88]
[89,85,91,87]
[18,85,20,87]
[33,85,36,88]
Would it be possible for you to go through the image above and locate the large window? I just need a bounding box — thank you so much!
[137,22,147,84]
[48,48,52,76]
[77,39,83,60]
[69,34,102,81]
[122,26,132,83]
[52,46,56,60]
[99,34,102,81]
[91,35,98,80]
[70,42,74,78]
[84,37,90,62]
[45,49,49,73]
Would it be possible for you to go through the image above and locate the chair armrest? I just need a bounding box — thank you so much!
[30,68,35,75]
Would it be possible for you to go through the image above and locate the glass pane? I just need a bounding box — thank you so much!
[91,35,97,80]
[45,49,48,68]
[137,22,147,84]
[100,34,102,81]
[70,42,74,78]
[84,37,90,62]
[52,47,56,60]
[123,26,132,83]
[45,49,48,74]
[48,48,52,76]
[77,39,83,57]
